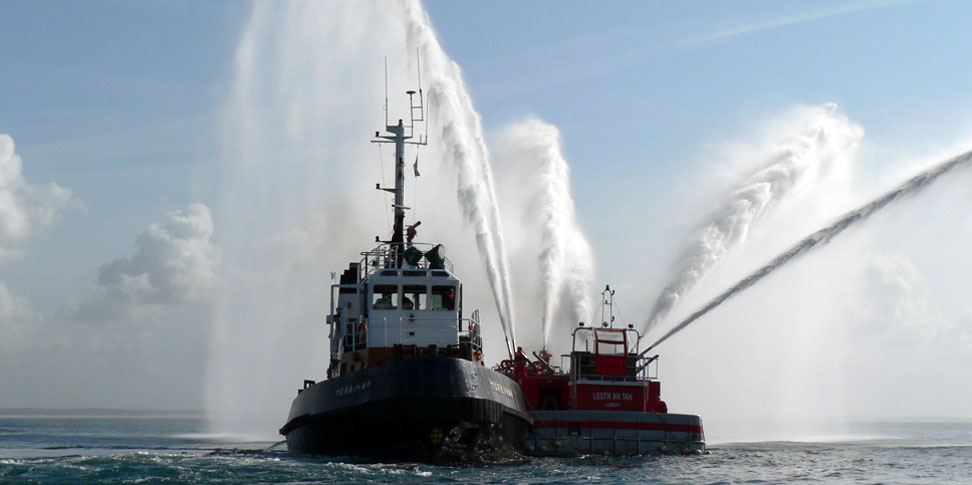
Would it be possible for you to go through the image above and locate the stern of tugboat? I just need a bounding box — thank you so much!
[281,357,530,462]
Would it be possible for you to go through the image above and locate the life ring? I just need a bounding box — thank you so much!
[356,319,368,344]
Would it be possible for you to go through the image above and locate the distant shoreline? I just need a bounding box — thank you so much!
[0,408,205,419]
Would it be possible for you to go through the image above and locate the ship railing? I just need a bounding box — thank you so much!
[562,351,660,383]
[563,325,664,382]
[358,242,454,278]
[636,353,660,380]
[339,316,368,352]
[570,326,642,355]
[458,309,483,352]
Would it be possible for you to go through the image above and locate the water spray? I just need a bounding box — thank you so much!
[403,2,518,354]
[493,118,596,350]
[644,105,861,333]
[642,148,972,354]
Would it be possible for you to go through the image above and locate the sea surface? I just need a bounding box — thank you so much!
[1,413,970,484]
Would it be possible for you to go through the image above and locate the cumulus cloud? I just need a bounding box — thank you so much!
[1,204,219,409]
[0,133,76,262]
[853,253,972,351]
[70,203,219,322]
[0,133,73,353]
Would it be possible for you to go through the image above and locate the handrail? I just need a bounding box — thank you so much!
[635,354,659,376]
[337,315,369,352]
[560,349,660,382]
[458,316,482,351]
[358,242,454,279]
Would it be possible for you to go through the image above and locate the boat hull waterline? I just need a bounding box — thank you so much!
[526,410,704,456]
[281,357,531,462]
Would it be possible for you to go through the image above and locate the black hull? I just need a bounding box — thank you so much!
[281,357,532,463]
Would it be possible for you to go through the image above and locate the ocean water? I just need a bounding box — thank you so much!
[1,414,970,484]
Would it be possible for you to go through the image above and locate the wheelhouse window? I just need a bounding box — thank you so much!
[403,285,427,310]
[431,285,456,311]
[372,284,399,310]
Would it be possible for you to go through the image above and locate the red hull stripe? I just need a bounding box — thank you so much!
[536,420,703,434]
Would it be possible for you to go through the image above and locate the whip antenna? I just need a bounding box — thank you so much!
[384,57,389,127]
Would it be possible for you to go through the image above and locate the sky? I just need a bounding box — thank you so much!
[2,1,971,432]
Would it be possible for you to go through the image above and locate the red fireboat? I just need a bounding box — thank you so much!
[497,286,706,456]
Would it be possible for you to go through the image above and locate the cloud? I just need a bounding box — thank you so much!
[0,132,72,353]
[1,204,219,409]
[854,253,968,348]
[0,133,76,262]
[70,203,218,322]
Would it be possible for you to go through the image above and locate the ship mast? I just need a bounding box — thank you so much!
[373,59,427,260]
[600,284,616,328]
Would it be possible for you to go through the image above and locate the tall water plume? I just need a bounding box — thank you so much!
[401,2,518,350]
[647,148,972,352]
[493,118,595,349]
[206,2,391,436]
[644,104,862,333]
[205,0,522,434]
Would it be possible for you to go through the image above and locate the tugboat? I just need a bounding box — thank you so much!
[500,286,706,456]
[279,82,531,462]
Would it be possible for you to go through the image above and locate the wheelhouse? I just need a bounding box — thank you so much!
[499,286,667,413]
[327,242,483,378]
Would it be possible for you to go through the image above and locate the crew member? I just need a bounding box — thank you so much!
[374,292,394,309]
[406,221,421,244]
[538,349,553,364]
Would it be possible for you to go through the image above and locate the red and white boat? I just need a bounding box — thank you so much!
[498,286,706,456]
